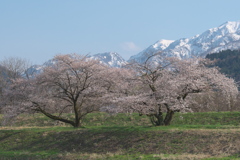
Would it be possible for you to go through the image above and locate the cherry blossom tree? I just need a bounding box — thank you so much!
[112,54,239,126]
[0,57,34,116]
[2,53,238,127]
[3,54,116,127]
[0,57,32,80]
[0,66,9,113]
[0,65,8,93]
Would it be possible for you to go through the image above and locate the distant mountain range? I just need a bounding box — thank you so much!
[130,21,240,63]
[89,52,126,68]
[27,52,127,75]
[28,21,240,72]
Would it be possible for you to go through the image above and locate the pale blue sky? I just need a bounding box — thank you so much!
[1,0,240,64]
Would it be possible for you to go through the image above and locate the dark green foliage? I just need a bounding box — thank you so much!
[206,49,240,83]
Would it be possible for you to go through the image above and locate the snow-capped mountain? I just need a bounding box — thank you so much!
[26,59,56,76]
[129,39,174,63]
[27,52,127,75]
[27,21,240,74]
[129,21,240,63]
[90,52,127,68]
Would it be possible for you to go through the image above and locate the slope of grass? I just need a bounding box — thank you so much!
[1,112,240,159]
[4,111,240,127]
[1,126,240,159]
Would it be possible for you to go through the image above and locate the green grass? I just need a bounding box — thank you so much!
[171,111,240,126]
[0,127,240,159]
[4,111,240,127]
[1,111,240,159]
[0,150,58,160]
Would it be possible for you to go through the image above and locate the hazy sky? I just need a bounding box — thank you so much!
[1,0,240,64]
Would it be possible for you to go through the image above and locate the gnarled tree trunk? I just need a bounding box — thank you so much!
[148,104,175,126]
[163,109,174,126]
[149,113,164,126]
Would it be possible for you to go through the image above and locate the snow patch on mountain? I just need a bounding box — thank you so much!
[26,59,57,76]
[129,21,240,63]
[129,39,174,63]
[90,52,127,68]
[27,52,127,76]
[27,21,240,74]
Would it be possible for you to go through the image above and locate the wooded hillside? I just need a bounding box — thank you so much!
[206,49,240,83]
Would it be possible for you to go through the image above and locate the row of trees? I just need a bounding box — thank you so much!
[0,54,239,127]
[206,49,240,83]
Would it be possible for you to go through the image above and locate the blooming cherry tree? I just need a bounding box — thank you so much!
[113,55,238,126]
[3,54,116,127]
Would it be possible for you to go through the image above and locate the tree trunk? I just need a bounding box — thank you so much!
[35,106,76,127]
[148,105,164,126]
[73,101,83,128]
[74,118,82,128]
[163,109,174,126]
[149,113,164,126]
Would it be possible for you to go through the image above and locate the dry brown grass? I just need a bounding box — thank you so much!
[0,126,53,130]
[54,152,232,160]
[152,153,229,159]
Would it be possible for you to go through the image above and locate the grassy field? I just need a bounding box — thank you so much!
[0,112,240,159]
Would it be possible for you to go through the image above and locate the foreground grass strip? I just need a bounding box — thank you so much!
[1,126,240,158]
[65,153,217,160]
[3,111,240,128]
[0,151,59,159]
[0,152,237,160]
[1,112,240,159]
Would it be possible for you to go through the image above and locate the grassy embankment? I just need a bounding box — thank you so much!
[0,112,240,159]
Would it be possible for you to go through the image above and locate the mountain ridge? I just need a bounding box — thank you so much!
[90,52,126,68]
[129,21,240,63]
[28,21,240,73]
[27,52,127,75]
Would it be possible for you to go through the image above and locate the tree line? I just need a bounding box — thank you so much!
[206,49,240,83]
[0,53,238,127]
